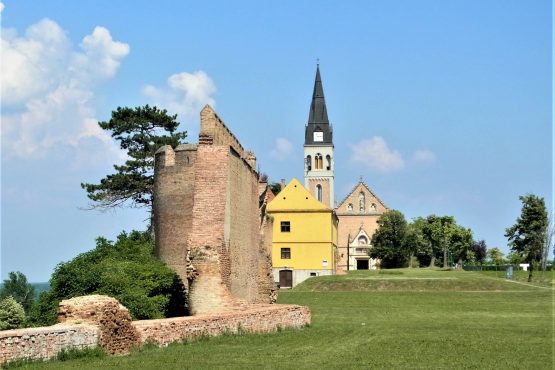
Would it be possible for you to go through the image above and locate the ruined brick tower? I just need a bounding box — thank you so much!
[153,105,275,315]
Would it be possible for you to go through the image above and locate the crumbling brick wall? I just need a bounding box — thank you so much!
[154,105,275,315]
[0,295,310,365]
[58,295,140,355]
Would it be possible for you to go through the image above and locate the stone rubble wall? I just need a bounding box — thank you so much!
[0,295,310,365]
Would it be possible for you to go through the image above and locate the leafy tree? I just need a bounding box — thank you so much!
[408,215,474,268]
[405,220,429,268]
[486,247,505,265]
[471,240,487,264]
[450,226,474,267]
[370,210,408,268]
[81,105,187,210]
[0,271,35,313]
[0,296,25,330]
[408,217,435,267]
[269,182,282,196]
[29,230,186,327]
[507,251,524,265]
[505,194,548,282]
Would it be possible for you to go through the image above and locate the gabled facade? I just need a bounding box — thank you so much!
[348,228,379,270]
[335,180,389,272]
[304,65,335,208]
[267,178,338,288]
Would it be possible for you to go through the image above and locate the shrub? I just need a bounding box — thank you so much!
[0,296,25,330]
[28,230,186,326]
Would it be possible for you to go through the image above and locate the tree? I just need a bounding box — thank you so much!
[471,240,487,264]
[505,194,548,282]
[0,271,35,313]
[405,220,429,268]
[81,105,187,210]
[269,182,282,196]
[507,251,524,265]
[540,215,554,283]
[486,247,505,265]
[369,210,408,268]
[0,296,25,330]
[29,230,186,327]
[449,226,474,267]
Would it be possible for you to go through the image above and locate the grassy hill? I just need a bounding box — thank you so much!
[293,268,552,291]
[12,269,553,369]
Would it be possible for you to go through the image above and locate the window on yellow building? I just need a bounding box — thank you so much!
[280,221,291,232]
[281,248,291,259]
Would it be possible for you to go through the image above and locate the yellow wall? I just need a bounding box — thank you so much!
[268,178,338,271]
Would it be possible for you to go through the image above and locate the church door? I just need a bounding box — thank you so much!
[279,270,293,288]
[356,259,369,270]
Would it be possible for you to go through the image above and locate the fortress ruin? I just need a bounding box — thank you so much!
[153,105,276,314]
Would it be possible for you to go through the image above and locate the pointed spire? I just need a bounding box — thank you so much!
[308,64,329,124]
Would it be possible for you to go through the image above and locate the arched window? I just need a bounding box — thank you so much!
[315,154,323,170]
[370,203,377,213]
[326,155,331,170]
[358,236,368,245]
[347,203,353,211]
[316,184,323,202]
[306,155,312,171]
[359,192,365,212]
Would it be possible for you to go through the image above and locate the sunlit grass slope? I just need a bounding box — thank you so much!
[13,269,553,370]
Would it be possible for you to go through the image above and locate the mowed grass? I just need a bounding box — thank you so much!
[13,269,554,369]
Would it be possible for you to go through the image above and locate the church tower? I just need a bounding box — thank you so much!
[304,65,335,208]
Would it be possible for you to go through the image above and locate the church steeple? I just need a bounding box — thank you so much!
[308,65,329,124]
[305,64,333,145]
[303,64,335,209]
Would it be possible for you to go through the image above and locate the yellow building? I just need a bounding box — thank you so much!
[267,178,338,288]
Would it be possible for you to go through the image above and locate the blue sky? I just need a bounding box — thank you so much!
[1,1,552,282]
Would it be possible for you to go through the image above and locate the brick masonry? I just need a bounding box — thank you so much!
[0,295,310,365]
[335,181,389,272]
[153,105,276,314]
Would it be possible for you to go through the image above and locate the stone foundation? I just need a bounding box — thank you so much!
[0,295,310,365]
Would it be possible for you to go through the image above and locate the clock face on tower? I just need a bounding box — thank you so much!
[313,131,323,142]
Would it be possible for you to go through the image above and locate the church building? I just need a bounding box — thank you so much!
[335,180,389,272]
[302,65,389,273]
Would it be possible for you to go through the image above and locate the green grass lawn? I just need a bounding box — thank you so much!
[11,269,554,369]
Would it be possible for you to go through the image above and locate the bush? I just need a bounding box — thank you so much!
[28,230,186,326]
[0,296,25,330]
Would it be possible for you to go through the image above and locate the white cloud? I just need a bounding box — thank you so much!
[349,136,405,172]
[142,70,216,122]
[412,149,436,163]
[269,137,294,160]
[0,3,4,12]
[1,18,129,163]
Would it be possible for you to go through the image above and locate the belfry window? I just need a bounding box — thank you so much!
[315,154,323,170]
[326,155,331,170]
[316,184,323,202]
[306,155,312,171]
